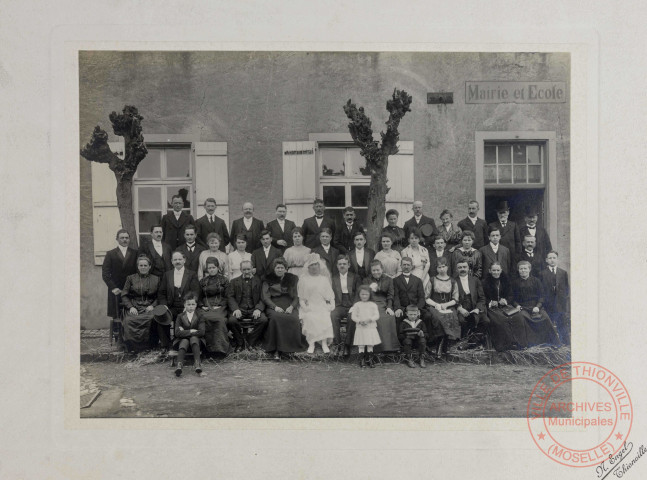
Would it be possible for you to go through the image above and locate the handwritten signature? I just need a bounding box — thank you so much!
[596,441,646,478]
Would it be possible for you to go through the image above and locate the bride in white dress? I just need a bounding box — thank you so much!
[297,253,334,353]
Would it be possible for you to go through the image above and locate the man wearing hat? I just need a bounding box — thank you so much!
[488,200,522,256]
[397,305,428,368]
[519,205,553,261]
[403,200,438,248]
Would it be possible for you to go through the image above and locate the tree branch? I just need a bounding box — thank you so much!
[80,125,120,170]
[343,99,381,167]
[109,105,148,176]
[380,88,412,156]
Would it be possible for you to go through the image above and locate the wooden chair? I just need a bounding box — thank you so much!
[109,297,125,346]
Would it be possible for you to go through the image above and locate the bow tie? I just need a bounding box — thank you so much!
[525,251,533,257]
[501,223,506,227]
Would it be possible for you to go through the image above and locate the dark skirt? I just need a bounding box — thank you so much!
[263,295,307,353]
[122,312,156,347]
[202,307,230,354]
[486,308,528,351]
[428,307,461,340]
[371,296,400,352]
[520,309,561,346]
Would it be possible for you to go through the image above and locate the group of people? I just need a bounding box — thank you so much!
[101,196,570,375]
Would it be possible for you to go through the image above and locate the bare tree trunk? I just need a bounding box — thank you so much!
[366,156,389,251]
[116,177,138,249]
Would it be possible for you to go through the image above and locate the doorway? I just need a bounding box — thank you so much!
[484,189,545,227]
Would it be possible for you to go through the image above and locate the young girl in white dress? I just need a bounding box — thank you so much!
[349,284,382,368]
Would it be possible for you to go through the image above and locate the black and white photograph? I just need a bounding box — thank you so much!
[5,1,647,478]
[79,50,572,418]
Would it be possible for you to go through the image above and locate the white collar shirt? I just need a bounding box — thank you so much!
[490,243,499,253]
[339,272,349,293]
[243,217,253,229]
[152,239,163,256]
[315,216,324,227]
[459,275,470,294]
[174,267,185,288]
[118,245,128,258]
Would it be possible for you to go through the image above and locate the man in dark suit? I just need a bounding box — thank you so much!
[488,200,522,256]
[266,203,296,253]
[479,226,512,276]
[226,260,268,352]
[455,260,488,339]
[161,194,196,250]
[137,224,172,278]
[330,255,361,354]
[540,250,570,345]
[176,225,206,273]
[195,197,229,252]
[157,250,201,349]
[457,200,489,250]
[519,205,553,261]
[251,230,282,281]
[347,231,375,280]
[516,234,544,277]
[392,257,430,332]
[102,229,138,321]
[230,202,265,253]
[334,206,365,254]
[312,228,339,276]
[302,198,336,249]
[403,200,438,248]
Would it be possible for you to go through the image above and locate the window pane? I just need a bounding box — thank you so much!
[137,186,162,210]
[166,186,192,210]
[349,149,370,176]
[513,144,526,164]
[498,165,512,183]
[139,211,162,234]
[498,146,511,164]
[527,145,541,164]
[137,149,162,178]
[514,165,527,183]
[326,209,344,227]
[351,185,369,207]
[354,208,368,226]
[321,149,346,176]
[484,166,497,183]
[484,145,497,165]
[528,165,542,183]
[322,185,345,207]
[165,149,191,178]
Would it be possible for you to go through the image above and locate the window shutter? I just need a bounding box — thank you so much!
[194,142,229,226]
[91,141,124,265]
[282,141,317,226]
[385,141,414,226]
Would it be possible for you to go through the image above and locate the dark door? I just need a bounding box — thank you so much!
[484,189,545,227]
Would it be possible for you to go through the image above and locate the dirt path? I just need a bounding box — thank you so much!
[81,359,570,418]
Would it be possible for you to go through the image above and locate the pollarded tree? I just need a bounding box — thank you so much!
[80,106,148,249]
[344,88,412,251]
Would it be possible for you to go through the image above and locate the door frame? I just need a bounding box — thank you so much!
[475,131,557,241]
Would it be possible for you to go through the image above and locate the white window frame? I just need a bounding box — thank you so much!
[476,131,557,242]
[132,134,199,240]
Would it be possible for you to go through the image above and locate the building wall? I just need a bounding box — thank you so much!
[80,51,570,328]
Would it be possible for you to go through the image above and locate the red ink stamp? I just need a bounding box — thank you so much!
[527,362,633,468]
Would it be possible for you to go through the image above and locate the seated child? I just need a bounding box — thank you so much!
[173,292,205,376]
[398,304,428,368]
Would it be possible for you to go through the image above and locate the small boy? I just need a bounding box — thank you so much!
[539,250,570,345]
[174,292,205,376]
[398,304,428,368]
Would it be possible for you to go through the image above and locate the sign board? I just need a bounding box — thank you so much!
[465,81,567,104]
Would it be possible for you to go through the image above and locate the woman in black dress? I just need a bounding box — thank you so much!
[381,209,407,252]
[482,261,527,351]
[199,256,230,355]
[121,255,161,351]
[361,260,400,353]
[262,257,307,360]
[511,261,561,346]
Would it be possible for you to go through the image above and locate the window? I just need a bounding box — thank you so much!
[484,142,545,186]
[134,145,193,244]
[318,144,370,225]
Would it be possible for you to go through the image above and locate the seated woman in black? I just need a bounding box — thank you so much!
[262,257,307,360]
[199,256,230,355]
[121,254,161,351]
[511,260,561,346]
[482,261,527,351]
